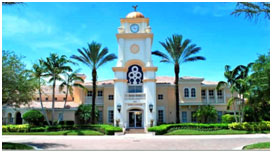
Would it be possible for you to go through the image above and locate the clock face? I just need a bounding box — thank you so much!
[130,24,139,33]
[130,44,140,54]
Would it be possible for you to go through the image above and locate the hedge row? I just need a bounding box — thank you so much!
[148,122,270,135]
[228,121,270,131]
[3,124,122,135]
[148,123,229,135]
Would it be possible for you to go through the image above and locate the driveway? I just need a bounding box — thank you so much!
[2,134,270,150]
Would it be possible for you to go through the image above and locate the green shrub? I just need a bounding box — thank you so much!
[22,110,44,126]
[148,123,229,135]
[30,127,46,132]
[2,124,30,132]
[222,114,237,123]
[58,120,75,126]
[228,121,270,131]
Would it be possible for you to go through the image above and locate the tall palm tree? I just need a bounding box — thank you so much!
[58,71,86,123]
[152,34,205,123]
[216,65,239,122]
[30,59,51,125]
[71,41,117,124]
[232,63,253,122]
[42,53,73,125]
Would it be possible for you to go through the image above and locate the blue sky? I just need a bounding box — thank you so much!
[2,2,270,82]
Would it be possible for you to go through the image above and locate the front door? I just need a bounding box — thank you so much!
[128,111,142,128]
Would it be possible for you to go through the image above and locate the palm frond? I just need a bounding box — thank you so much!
[152,50,171,63]
[182,56,205,63]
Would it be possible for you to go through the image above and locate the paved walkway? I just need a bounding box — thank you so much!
[2,134,270,150]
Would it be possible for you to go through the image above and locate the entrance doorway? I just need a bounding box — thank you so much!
[15,112,22,124]
[128,109,143,128]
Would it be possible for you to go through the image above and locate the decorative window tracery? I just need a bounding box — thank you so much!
[127,65,143,85]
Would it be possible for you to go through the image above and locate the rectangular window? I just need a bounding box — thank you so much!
[55,97,57,101]
[58,113,63,121]
[87,91,93,97]
[158,94,163,100]
[46,97,49,101]
[209,90,214,96]
[217,111,223,123]
[158,110,164,123]
[98,111,103,123]
[217,90,222,96]
[191,111,197,123]
[184,88,189,97]
[108,95,114,100]
[98,90,103,96]
[108,110,114,123]
[182,111,187,123]
[191,88,196,97]
[128,85,143,93]
[201,90,206,97]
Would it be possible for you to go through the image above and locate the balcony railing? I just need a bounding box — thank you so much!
[217,96,224,103]
[201,96,207,103]
[209,96,216,103]
[85,96,103,104]
[125,93,146,100]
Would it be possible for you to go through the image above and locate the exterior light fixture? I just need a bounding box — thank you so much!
[117,104,121,113]
[149,104,153,113]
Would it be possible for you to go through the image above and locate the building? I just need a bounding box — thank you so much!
[2,9,236,130]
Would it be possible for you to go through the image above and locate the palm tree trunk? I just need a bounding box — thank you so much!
[241,96,245,122]
[51,76,56,125]
[174,63,180,123]
[58,86,69,124]
[91,68,97,124]
[39,79,50,126]
[231,94,238,122]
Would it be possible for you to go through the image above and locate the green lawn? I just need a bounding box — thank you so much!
[2,142,34,150]
[3,130,103,135]
[243,142,270,150]
[165,129,270,135]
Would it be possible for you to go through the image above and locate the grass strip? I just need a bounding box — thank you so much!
[2,142,34,150]
[3,129,103,135]
[165,129,270,135]
[243,142,270,150]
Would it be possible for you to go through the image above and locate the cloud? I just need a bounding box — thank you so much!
[192,3,235,17]
[2,14,53,37]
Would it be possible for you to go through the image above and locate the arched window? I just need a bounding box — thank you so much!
[191,88,196,97]
[184,88,189,97]
[127,65,143,93]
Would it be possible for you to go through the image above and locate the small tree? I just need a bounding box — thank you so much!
[75,104,98,124]
[194,105,217,123]
[22,110,44,126]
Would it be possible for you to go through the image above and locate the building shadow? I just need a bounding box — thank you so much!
[21,142,67,150]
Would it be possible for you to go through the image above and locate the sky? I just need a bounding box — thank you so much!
[2,2,270,82]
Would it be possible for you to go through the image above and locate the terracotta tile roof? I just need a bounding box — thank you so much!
[20,101,80,109]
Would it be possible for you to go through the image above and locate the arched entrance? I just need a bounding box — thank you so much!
[7,113,12,124]
[128,109,143,128]
[15,112,22,124]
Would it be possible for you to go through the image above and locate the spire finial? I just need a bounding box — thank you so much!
[132,5,138,12]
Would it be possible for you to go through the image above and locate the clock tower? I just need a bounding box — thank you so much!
[112,7,158,130]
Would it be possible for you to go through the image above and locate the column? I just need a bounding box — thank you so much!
[206,89,209,104]
[117,38,124,67]
[145,38,152,67]
[215,89,218,103]
[223,89,226,103]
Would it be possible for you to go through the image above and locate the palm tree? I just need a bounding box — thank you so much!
[71,41,117,124]
[232,63,253,122]
[231,2,270,21]
[152,34,205,123]
[42,53,73,125]
[30,60,51,125]
[58,71,86,123]
[216,65,239,122]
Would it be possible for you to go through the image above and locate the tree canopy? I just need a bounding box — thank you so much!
[2,50,37,107]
